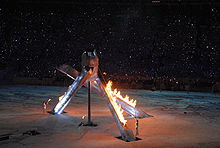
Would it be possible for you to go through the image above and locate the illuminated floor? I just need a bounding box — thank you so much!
[0,85,220,148]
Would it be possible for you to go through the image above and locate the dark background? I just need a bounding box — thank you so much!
[0,0,219,82]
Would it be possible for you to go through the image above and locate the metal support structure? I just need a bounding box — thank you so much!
[135,118,139,136]
[83,81,97,126]
[88,81,91,124]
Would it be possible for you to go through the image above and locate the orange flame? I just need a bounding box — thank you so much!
[106,81,136,107]
[58,85,71,102]
[58,95,64,101]
[111,96,127,126]
[105,81,137,126]
[47,98,51,104]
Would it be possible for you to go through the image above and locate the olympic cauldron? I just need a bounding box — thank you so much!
[51,50,152,142]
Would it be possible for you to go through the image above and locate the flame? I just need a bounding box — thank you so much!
[47,98,51,104]
[111,96,127,126]
[58,85,71,102]
[82,115,86,120]
[105,81,137,126]
[106,81,136,107]
[58,95,64,101]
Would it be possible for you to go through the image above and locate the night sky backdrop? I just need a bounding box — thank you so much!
[0,1,219,81]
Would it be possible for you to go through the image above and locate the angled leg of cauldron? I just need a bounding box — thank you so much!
[115,98,153,119]
[52,69,90,114]
[91,78,136,141]
[90,78,152,119]
[106,95,136,142]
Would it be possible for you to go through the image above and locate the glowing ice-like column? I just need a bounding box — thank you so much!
[52,69,89,114]
[90,79,135,141]
[91,78,152,119]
